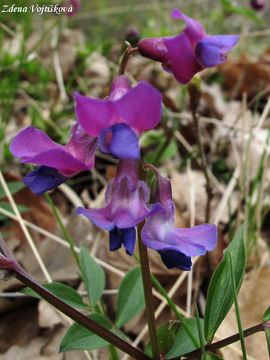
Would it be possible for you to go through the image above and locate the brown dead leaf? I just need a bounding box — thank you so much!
[219,53,270,101]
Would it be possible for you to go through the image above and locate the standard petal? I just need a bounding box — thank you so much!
[23,166,67,195]
[171,8,205,45]
[28,149,89,176]
[159,250,192,270]
[164,33,203,84]
[99,124,140,159]
[195,35,239,67]
[74,92,113,136]
[77,207,114,231]
[10,127,63,161]
[114,81,162,134]
[122,227,136,255]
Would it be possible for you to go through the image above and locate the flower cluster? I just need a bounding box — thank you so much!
[10,8,238,269]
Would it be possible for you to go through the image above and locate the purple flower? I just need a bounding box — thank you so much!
[75,75,162,160]
[77,160,149,255]
[66,0,81,16]
[138,8,239,84]
[142,174,217,270]
[250,0,265,10]
[10,123,98,194]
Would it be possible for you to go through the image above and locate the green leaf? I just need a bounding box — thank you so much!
[60,314,110,352]
[0,181,25,200]
[22,282,88,309]
[116,266,145,327]
[263,307,270,322]
[145,321,180,357]
[204,226,246,342]
[202,352,223,360]
[80,245,105,307]
[167,318,206,359]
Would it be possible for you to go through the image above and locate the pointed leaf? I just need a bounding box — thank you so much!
[204,226,246,341]
[60,314,110,352]
[22,282,87,309]
[167,318,206,358]
[80,245,105,306]
[116,266,145,327]
[145,321,180,357]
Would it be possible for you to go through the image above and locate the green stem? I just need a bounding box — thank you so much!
[137,224,160,359]
[228,253,247,360]
[45,193,80,268]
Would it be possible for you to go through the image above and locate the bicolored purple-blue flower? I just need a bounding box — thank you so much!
[138,8,239,84]
[10,123,98,194]
[77,160,149,255]
[75,75,162,160]
[142,174,217,270]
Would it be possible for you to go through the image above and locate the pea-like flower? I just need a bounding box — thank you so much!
[75,75,162,160]
[77,160,149,255]
[10,123,98,194]
[141,174,217,270]
[138,8,239,84]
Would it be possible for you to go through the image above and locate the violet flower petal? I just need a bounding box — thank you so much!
[74,93,113,137]
[164,33,203,84]
[10,126,95,177]
[196,35,240,67]
[99,123,140,159]
[159,250,192,270]
[171,8,205,45]
[27,149,89,176]
[23,166,68,195]
[143,222,217,257]
[114,81,162,134]
[10,127,63,161]
[76,207,114,231]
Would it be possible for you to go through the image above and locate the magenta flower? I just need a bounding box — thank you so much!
[77,160,149,255]
[10,123,98,194]
[75,75,162,160]
[141,174,217,270]
[138,8,239,84]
